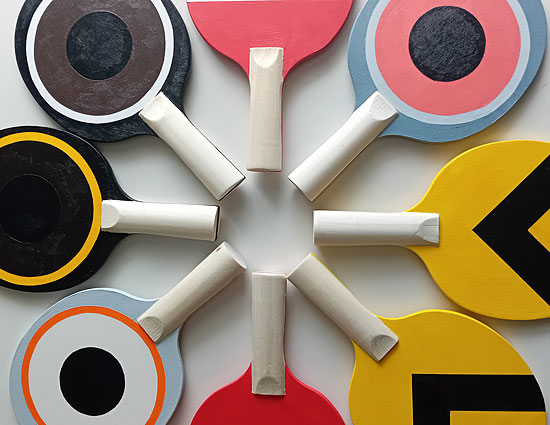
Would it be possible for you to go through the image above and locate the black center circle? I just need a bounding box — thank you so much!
[409,6,486,82]
[0,175,60,243]
[60,347,125,416]
[66,12,133,80]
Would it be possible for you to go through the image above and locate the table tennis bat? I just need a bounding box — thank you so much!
[190,272,345,424]
[0,126,220,293]
[15,0,244,200]
[288,254,547,425]
[289,0,547,200]
[10,242,246,425]
[314,140,550,320]
[187,0,352,172]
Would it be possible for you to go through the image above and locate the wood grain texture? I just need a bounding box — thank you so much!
[314,211,439,246]
[247,48,283,172]
[101,201,219,241]
[287,254,398,361]
[251,273,286,395]
[138,242,247,342]
[140,93,245,200]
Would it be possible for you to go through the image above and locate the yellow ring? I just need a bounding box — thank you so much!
[0,132,102,286]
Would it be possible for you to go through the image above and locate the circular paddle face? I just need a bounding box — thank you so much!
[410,140,550,320]
[348,0,547,142]
[187,0,352,77]
[0,127,128,292]
[15,0,190,141]
[191,365,344,424]
[10,288,182,425]
[349,310,546,424]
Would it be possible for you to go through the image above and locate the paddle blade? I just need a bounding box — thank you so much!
[187,0,352,77]
[411,140,550,320]
[191,365,344,424]
[349,310,546,425]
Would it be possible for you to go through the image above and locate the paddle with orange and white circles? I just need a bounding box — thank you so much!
[287,254,547,425]
[0,127,220,292]
[191,273,346,425]
[288,0,547,201]
[314,140,550,320]
[10,243,246,425]
[15,0,244,200]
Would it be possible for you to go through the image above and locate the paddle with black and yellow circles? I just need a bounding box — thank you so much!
[314,140,550,320]
[15,0,244,200]
[287,255,547,425]
[0,127,220,292]
[10,242,247,425]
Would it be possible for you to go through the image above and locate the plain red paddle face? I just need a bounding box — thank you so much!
[191,365,345,424]
[187,0,352,77]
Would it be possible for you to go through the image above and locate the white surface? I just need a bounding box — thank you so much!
[0,0,549,423]
[314,211,439,246]
[288,92,397,200]
[101,201,219,241]
[251,273,286,395]
[139,242,247,342]
[288,254,398,362]
[248,47,284,171]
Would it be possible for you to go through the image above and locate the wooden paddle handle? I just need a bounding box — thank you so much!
[138,242,247,343]
[247,48,284,172]
[101,200,219,241]
[314,211,439,246]
[288,92,397,201]
[140,93,245,200]
[251,273,286,396]
[287,254,398,362]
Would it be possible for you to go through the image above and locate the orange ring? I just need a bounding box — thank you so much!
[21,306,166,424]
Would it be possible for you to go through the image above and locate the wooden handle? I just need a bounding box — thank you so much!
[314,211,439,246]
[139,93,245,200]
[101,200,219,241]
[287,254,398,362]
[247,48,284,172]
[288,92,397,201]
[251,272,287,396]
[138,242,247,343]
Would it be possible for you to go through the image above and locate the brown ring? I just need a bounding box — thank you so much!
[33,0,166,116]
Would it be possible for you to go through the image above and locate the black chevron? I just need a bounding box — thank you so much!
[412,374,545,424]
[473,155,550,305]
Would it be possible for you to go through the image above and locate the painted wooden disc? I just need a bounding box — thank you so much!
[10,288,182,425]
[187,0,352,77]
[191,365,345,424]
[410,140,550,319]
[15,0,190,141]
[0,127,128,292]
[348,0,546,141]
[349,310,546,424]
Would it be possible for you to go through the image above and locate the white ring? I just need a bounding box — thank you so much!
[26,0,174,124]
[365,0,530,125]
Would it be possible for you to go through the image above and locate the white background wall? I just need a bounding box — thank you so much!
[0,0,549,423]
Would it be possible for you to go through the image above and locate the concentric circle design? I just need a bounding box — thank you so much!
[22,307,164,424]
[368,0,525,119]
[25,0,174,123]
[348,0,546,141]
[0,131,102,286]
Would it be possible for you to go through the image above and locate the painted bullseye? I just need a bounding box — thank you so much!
[0,175,60,243]
[409,6,486,82]
[59,347,125,416]
[66,12,133,81]
[368,0,525,118]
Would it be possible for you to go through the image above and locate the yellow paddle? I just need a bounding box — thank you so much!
[288,254,547,424]
[314,140,550,320]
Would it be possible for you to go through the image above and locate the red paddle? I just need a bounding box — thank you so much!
[188,0,353,172]
[190,273,345,424]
